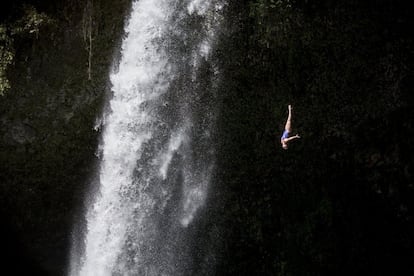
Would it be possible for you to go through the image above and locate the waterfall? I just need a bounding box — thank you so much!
[70,0,225,275]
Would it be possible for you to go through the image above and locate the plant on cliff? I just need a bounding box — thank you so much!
[11,4,54,37]
[0,4,53,95]
[0,24,14,95]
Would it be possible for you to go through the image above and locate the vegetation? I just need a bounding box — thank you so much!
[0,4,53,95]
[0,0,130,273]
[0,25,14,94]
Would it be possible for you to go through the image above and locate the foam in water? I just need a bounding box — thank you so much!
[159,129,186,180]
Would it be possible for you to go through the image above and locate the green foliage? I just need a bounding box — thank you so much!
[11,4,55,37]
[0,0,131,272]
[0,5,54,96]
[0,25,14,95]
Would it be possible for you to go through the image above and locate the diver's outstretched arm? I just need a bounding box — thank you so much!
[284,134,300,142]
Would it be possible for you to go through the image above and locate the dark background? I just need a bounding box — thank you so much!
[214,0,414,275]
[1,0,413,275]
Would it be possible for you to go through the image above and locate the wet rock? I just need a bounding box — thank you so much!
[4,121,37,144]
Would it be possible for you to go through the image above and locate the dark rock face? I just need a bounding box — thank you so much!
[0,0,130,274]
[4,120,36,144]
[212,1,414,275]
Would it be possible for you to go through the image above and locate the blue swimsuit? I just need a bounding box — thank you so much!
[281,130,289,140]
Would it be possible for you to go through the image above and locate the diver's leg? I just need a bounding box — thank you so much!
[284,105,292,132]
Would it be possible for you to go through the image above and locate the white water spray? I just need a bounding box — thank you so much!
[70,0,225,275]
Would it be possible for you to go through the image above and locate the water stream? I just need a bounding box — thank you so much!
[69,0,225,275]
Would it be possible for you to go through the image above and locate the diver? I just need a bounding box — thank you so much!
[281,104,300,149]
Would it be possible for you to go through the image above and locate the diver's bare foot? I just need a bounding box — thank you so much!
[288,105,292,111]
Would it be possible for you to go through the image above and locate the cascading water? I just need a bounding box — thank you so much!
[70,0,225,275]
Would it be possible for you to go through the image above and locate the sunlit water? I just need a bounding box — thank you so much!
[69,0,225,275]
